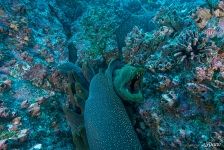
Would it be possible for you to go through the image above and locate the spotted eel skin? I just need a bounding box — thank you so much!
[84,72,142,150]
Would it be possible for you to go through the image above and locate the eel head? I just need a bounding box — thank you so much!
[113,64,144,102]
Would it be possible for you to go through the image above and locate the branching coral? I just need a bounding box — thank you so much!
[173,30,218,64]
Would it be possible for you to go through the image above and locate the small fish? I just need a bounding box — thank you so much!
[204,28,216,38]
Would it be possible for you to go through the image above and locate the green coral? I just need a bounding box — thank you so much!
[76,4,122,64]
[0,130,17,140]
[113,64,144,102]
[206,0,219,9]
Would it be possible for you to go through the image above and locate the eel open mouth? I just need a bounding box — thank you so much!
[113,64,144,102]
[126,71,143,94]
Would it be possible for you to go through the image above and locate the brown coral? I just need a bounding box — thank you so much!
[195,52,224,88]
[209,1,224,18]
[0,79,11,92]
[23,64,47,86]
[28,103,40,117]
[192,7,212,29]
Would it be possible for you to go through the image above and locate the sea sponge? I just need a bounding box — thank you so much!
[84,64,142,150]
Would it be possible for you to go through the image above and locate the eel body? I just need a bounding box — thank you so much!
[84,72,142,150]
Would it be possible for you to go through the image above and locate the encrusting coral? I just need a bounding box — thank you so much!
[153,3,188,32]
[119,1,224,148]
[122,26,173,66]
[74,4,122,66]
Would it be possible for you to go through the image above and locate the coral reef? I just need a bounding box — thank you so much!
[122,26,173,66]
[119,1,224,149]
[0,0,224,149]
[153,2,192,32]
[172,29,218,64]
[73,4,122,66]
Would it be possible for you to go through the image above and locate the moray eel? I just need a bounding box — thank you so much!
[114,64,144,102]
[63,106,89,150]
[58,62,89,92]
[84,60,143,150]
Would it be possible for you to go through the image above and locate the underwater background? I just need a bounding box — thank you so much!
[0,0,224,149]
